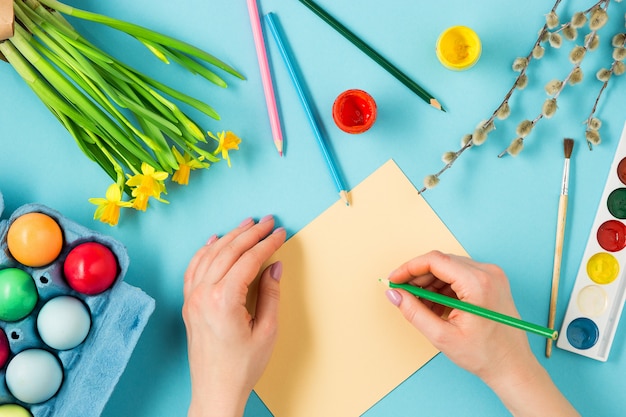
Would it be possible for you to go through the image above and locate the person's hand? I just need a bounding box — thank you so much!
[385,250,529,380]
[183,215,286,417]
[385,250,580,417]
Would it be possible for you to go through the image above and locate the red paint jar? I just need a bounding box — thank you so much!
[617,157,626,185]
[597,219,626,252]
[332,89,377,134]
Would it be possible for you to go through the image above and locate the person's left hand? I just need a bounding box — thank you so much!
[183,215,286,417]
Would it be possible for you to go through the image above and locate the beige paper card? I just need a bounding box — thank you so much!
[255,160,468,416]
[0,0,14,41]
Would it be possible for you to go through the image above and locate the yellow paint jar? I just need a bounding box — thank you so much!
[436,26,482,70]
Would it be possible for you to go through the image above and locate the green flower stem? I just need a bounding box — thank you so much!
[32,41,135,140]
[126,65,221,120]
[135,37,228,89]
[57,111,126,185]
[0,40,97,134]
[16,3,124,114]
[17,2,179,158]
[9,25,157,166]
[0,39,131,185]
[162,46,227,88]
[36,0,245,81]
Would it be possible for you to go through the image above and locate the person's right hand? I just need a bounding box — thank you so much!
[384,250,580,417]
[385,250,531,381]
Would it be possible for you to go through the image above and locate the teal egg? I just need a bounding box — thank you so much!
[0,268,38,322]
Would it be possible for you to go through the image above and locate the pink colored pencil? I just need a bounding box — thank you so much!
[246,0,284,156]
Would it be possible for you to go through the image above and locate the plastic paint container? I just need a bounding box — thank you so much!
[436,26,482,70]
[557,122,626,361]
[332,89,377,134]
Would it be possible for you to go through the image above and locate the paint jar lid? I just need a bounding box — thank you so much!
[332,89,377,134]
[436,26,482,71]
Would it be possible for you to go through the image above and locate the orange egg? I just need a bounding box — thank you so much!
[7,212,64,267]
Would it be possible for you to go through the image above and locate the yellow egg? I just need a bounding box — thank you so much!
[7,212,64,267]
[0,404,33,417]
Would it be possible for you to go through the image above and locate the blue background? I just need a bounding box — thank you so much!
[1,0,626,415]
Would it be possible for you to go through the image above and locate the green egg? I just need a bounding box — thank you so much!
[0,268,38,322]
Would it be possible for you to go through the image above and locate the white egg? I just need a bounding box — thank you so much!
[37,295,91,350]
[5,349,63,404]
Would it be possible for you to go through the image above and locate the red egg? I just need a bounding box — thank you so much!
[63,242,118,295]
[0,328,9,368]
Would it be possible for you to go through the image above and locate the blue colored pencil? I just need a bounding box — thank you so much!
[264,12,350,206]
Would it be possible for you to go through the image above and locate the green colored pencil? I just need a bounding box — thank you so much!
[298,0,444,111]
[381,279,558,340]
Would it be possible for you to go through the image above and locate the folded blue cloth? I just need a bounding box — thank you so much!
[0,194,155,417]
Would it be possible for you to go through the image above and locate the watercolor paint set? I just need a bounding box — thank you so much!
[557,121,626,361]
[0,192,155,417]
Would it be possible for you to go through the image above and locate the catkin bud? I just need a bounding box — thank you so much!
[613,47,626,61]
[586,33,600,50]
[569,46,586,64]
[614,61,626,75]
[472,127,489,145]
[546,11,559,29]
[571,12,587,28]
[612,33,626,47]
[545,79,563,95]
[461,134,473,147]
[586,129,601,146]
[589,8,608,31]
[588,117,602,130]
[481,120,495,132]
[540,29,550,43]
[569,67,583,85]
[516,120,534,137]
[423,175,440,189]
[496,102,511,120]
[542,98,558,118]
[515,74,529,90]
[442,152,457,164]
[563,26,578,41]
[532,45,545,59]
[507,138,525,156]
[549,32,563,48]
[597,68,612,82]
[512,57,529,72]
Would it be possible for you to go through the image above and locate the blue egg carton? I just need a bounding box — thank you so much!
[0,193,155,417]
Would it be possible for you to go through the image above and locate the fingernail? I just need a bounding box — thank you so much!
[385,289,402,306]
[239,217,254,227]
[205,234,218,245]
[260,214,274,223]
[270,261,283,281]
[272,226,286,235]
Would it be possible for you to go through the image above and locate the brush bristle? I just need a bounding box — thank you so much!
[564,138,574,159]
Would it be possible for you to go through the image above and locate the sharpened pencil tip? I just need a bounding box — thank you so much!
[340,190,351,206]
[275,139,284,156]
[430,98,444,111]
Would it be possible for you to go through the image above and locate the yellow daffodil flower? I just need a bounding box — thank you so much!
[209,130,241,167]
[88,184,133,226]
[171,147,209,185]
[126,162,169,211]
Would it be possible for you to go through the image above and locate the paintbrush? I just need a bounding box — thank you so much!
[546,138,574,357]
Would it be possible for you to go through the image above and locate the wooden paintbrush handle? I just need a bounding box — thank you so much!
[546,194,568,357]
